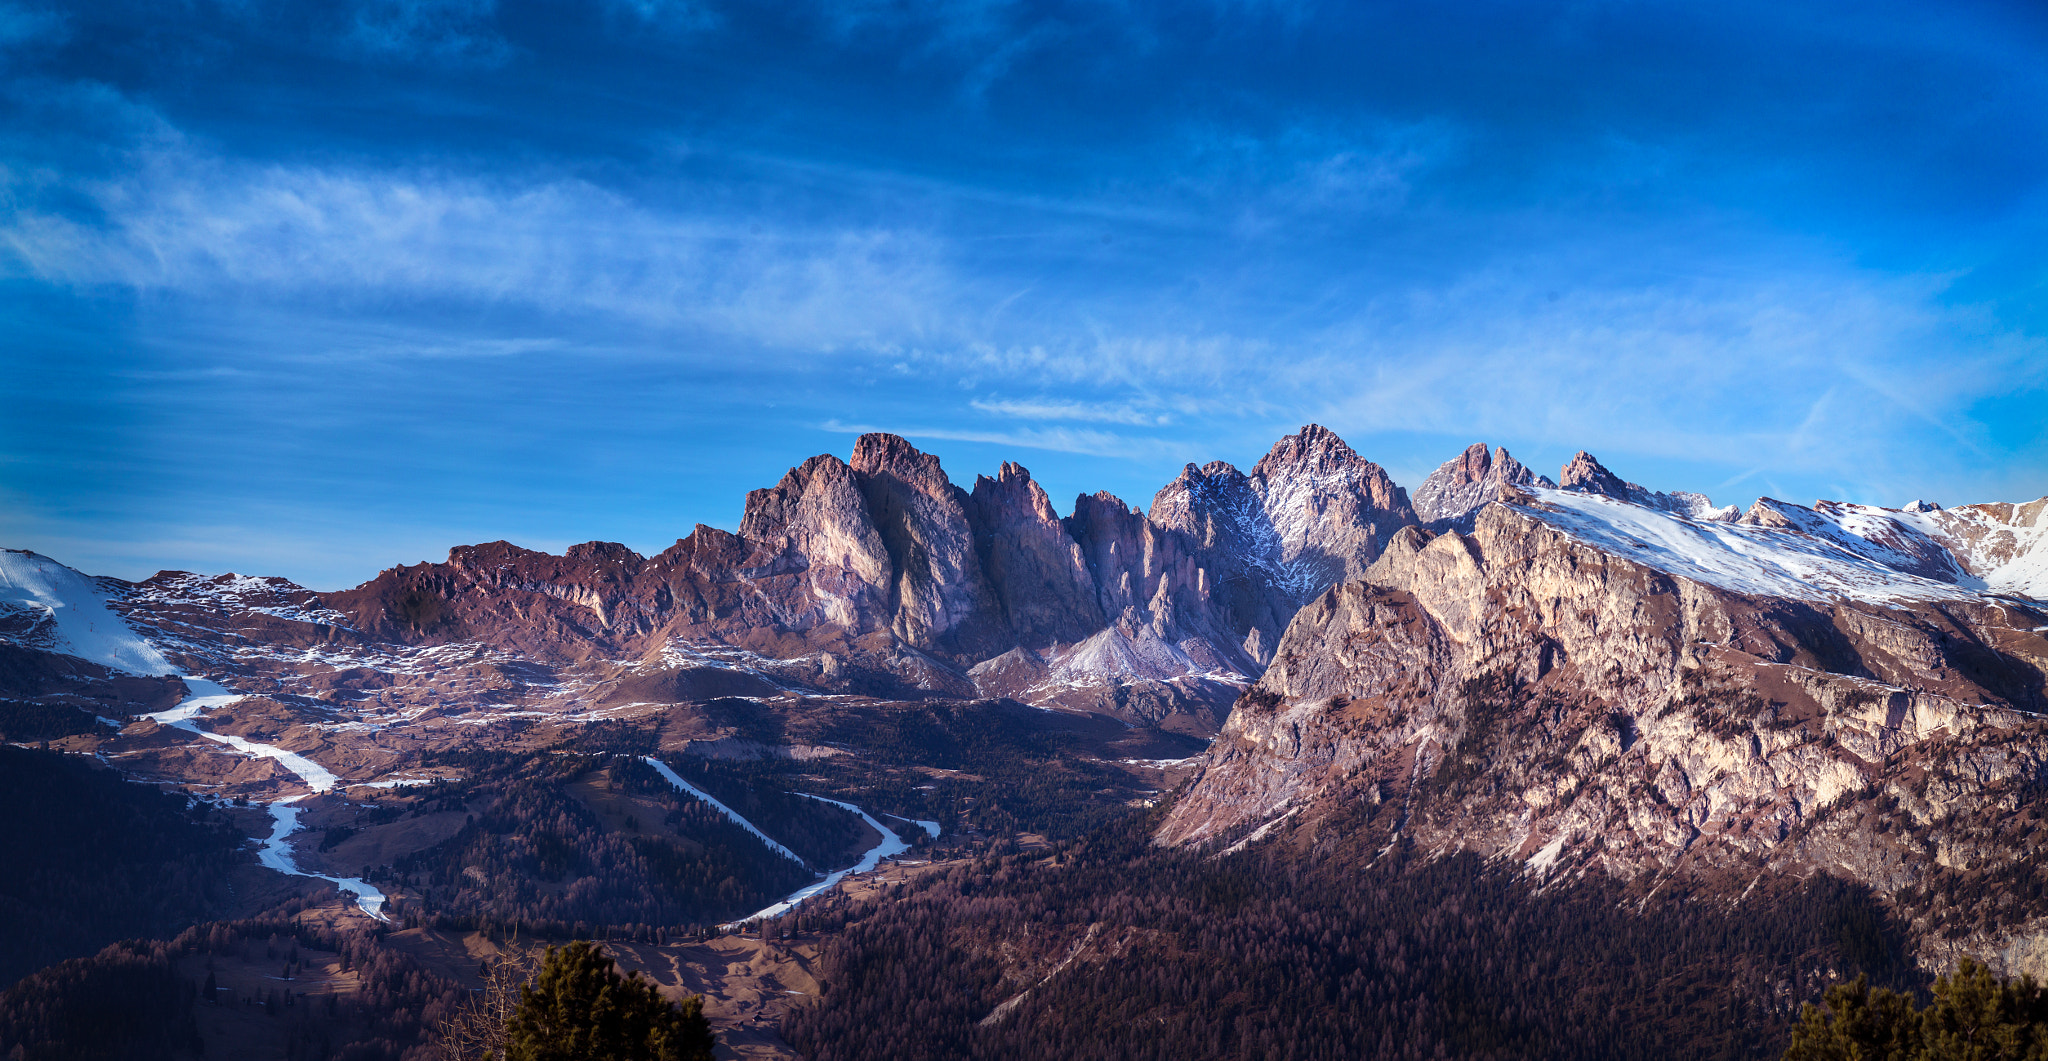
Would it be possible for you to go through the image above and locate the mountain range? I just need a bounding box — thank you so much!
[5,425,2048,994]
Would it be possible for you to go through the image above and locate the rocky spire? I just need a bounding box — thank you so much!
[1412,443,1554,529]
[1557,450,1634,499]
[968,462,1104,648]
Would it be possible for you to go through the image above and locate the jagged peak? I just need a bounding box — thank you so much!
[1557,450,1634,498]
[1559,452,1738,522]
[970,461,1060,524]
[1252,423,1375,479]
[1412,442,1552,527]
[1073,490,1141,520]
[1157,460,1247,487]
[850,432,948,487]
[737,451,861,541]
[970,460,1037,494]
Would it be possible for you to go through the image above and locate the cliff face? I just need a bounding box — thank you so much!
[1147,425,1418,666]
[1410,442,1554,530]
[1159,489,2048,975]
[291,432,1415,729]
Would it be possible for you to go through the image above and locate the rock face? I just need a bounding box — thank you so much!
[73,430,1315,731]
[1159,485,2048,976]
[1558,450,1739,521]
[1147,425,1419,666]
[1411,443,1555,530]
[219,426,1426,731]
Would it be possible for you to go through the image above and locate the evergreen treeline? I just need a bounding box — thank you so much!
[0,702,112,741]
[0,747,241,986]
[392,752,850,926]
[0,940,200,1060]
[1784,960,2048,1060]
[790,698,1176,842]
[0,918,463,1061]
[784,813,1919,1061]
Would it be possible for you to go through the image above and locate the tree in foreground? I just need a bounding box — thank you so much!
[1785,958,2048,1061]
[504,941,715,1061]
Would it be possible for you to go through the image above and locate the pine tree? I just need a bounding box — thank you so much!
[503,941,714,1061]
[1784,959,2048,1061]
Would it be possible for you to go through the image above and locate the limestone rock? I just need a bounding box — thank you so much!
[1158,493,2048,977]
[1412,442,1555,530]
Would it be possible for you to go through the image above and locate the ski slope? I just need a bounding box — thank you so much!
[0,550,175,674]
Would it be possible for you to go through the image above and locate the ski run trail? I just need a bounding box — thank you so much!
[8,548,931,930]
[641,757,931,927]
[145,680,389,921]
[0,551,389,921]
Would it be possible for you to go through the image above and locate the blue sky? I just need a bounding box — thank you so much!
[4,0,2045,589]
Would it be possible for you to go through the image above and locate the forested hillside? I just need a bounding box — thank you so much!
[0,919,462,1061]
[785,811,1918,1061]
[0,748,242,986]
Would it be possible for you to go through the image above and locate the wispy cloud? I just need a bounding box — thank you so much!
[969,397,1173,426]
[0,148,971,354]
[818,418,1180,459]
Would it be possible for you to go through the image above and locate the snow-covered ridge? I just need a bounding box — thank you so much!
[0,550,176,675]
[1508,488,2042,606]
[124,570,355,629]
[1909,498,2048,600]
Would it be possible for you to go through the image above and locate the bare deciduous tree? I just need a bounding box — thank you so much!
[433,943,537,1061]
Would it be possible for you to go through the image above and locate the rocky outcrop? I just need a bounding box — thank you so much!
[1411,442,1555,530]
[1147,425,1418,665]
[261,432,1422,727]
[1159,491,2048,975]
[1559,450,1739,521]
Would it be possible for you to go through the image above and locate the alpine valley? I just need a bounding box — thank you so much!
[4,426,2046,1061]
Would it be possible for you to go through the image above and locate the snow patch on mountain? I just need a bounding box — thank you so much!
[1911,498,2048,600]
[0,549,176,674]
[1511,489,1987,604]
[125,570,355,629]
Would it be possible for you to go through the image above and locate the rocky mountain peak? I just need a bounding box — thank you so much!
[1250,422,1362,478]
[1559,450,1738,522]
[850,432,951,493]
[1412,442,1554,529]
[1557,450,1633,498]
[970,461,1060,526]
